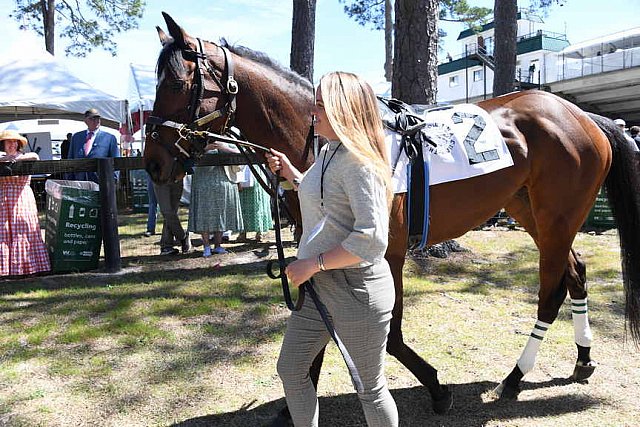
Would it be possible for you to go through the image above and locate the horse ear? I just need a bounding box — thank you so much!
[162,12,189,49]
[156,26,171,46]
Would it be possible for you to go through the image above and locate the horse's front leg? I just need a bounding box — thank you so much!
[385,194,452,413]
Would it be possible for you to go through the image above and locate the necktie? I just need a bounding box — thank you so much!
[84,131,94,156]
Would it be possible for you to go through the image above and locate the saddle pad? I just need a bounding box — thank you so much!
[387,103,513,193]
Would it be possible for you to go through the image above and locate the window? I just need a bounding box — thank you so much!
[473,70,484,82]
[449,75,459,87]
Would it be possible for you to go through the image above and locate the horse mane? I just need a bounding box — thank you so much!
[156,37,314,96]
[220,38,313,91]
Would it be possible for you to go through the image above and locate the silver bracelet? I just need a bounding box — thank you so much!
[317,253,326,271]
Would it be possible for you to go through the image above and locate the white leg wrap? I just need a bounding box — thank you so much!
[516,320,551,375]
[571,298,593,348]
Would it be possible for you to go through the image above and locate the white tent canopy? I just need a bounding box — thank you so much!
[0,46,126,128]
[128,63,156,113]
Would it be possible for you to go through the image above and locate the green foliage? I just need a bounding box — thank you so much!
[10,0,145,57]
[529,0,567,8]
[528,0,567,17]
[439,0,492,25]
[338,0,492,30]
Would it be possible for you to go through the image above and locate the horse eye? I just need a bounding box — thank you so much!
[151,132,159,140]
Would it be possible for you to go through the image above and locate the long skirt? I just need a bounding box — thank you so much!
[239,170,272,233]
[188,165,243,233]
[0,176,50,276]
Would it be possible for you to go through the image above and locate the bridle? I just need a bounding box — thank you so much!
[146,38,241,170]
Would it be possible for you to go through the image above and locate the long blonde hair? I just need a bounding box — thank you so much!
[319,71,392,203]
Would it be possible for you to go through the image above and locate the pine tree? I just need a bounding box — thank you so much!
[10,0,145,56]
[290,0,317,82]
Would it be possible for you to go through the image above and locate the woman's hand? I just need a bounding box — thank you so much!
[285,258,319,287]
[266,148,299,183]
[205,142,239,154]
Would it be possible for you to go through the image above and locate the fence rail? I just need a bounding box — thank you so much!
[1,153,264,275]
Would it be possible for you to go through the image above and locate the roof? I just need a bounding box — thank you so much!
[559,27,640,58]
[0,42,126,128]
[128,63,156,113]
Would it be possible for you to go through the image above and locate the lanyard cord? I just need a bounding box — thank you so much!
[320,142,342,209]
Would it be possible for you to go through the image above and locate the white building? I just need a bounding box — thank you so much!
[436,9,640,125]
[437,9,569,104]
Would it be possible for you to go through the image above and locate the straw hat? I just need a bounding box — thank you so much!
[0,129,28,149]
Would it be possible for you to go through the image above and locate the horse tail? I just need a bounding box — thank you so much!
[588,112,640,344]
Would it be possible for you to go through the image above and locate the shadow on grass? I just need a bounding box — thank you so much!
[170,380,603,427]
[406,243,627,325]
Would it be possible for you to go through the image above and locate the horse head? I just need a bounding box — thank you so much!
[144,12,316,184]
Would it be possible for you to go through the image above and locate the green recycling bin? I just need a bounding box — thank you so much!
[45,180,102,272]
[586,187,615,229]
[130,169,149,213]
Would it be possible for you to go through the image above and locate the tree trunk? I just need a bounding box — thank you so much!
[384,0,393,81]
[290,0,316,82]
[392,0,438,104]
[492,0,518,97]
[42,0,55,55]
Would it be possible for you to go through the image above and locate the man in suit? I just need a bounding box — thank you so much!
[68,108,120,182]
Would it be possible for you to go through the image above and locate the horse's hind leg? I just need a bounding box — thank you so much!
[496,247,595,398]
[564,248,597,381]
[494,196,580,399]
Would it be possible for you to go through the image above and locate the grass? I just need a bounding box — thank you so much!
[0,223,638,426]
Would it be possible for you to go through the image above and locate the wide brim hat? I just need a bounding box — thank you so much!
[0,129,28,149]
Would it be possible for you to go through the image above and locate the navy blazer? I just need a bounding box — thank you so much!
[68,128,120,182]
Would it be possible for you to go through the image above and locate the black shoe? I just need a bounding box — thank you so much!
[160,247,179,256]
[144,231,155,237]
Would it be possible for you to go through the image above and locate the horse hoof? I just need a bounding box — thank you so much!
[493,381,520,400]
[572,360,597,382]
[432,385,453,414]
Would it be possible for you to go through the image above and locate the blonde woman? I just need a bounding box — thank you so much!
[267,72,397,426]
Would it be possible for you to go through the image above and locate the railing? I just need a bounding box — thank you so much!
[1,153,262,275]
[557,46,640,81]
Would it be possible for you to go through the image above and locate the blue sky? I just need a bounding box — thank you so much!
[2,0,639,100]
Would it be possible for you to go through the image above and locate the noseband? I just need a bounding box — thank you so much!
[146,38,240,167]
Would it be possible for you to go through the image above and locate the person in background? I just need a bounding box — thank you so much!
[0,130,50,276]
[154,176,191,256]
[629,126,640,150]
[119,124,134,157]
[60,132,72,159]
[188,142,243,257]
[266,71,398,426]
[144,172,157,237]
[614,118,638,150]
[67,108,120,182]
[236,166,272,243]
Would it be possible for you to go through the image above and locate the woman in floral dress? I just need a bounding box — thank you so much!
[0,130,50,276]
[188,142,244,257]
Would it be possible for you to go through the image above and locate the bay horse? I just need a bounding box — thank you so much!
[144,13,640,415]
